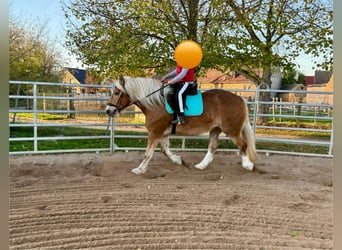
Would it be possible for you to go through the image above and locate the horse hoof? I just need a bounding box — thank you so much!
[242,162,254,171]
[131,167,144,175]
[242,155,254,171]
[242,164,254,171]
[174,156,183,165]
[194,164,207,170]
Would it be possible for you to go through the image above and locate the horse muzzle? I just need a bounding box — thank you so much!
[105,105,118,117]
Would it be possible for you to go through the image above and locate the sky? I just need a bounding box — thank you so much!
[10,0,320,76]
[10,0,83,69]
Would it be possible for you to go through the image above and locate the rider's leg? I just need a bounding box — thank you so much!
[175,82,189,124]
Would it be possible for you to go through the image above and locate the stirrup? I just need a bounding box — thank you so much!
[178,114,185,124]
[172,117,180,124]
[172,114,185,125]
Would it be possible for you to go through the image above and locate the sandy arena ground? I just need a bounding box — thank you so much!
[9,151,332,249]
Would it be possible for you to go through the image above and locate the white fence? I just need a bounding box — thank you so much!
[9,81,333,157]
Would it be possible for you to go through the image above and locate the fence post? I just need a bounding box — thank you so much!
[279,98,282,122]
[109,80,115,153]
[33,83,38,153]
[329,123,333,156]
[252,87,259,134]
[43,93,46,111]
[110,117,115,153]
[272,97,275,122]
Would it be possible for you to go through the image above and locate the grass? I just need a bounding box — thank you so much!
[256,127,330,139]
[10,112,67,121]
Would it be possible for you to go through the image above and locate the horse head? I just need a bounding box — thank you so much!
[105,75,132,117]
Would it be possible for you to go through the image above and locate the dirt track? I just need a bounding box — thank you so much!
[10,151,332,249]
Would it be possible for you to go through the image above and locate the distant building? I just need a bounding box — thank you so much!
[305,76,315,86]
[306,75,333,105]
[62,67,109,94]
[304,70,333,105]
[278,84,306,102]
[314,70,332,85]
[197,69,258,99]
[63,67,87,94]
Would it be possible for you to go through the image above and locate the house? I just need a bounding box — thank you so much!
[62,67,108,94]
[63,67,87,94]
[278,84,306,102]
[306,74,333,105]
[305,76,315,86]
[314,70,332,85]
[197,69,257,99]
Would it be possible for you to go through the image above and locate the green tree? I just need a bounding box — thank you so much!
[64,0,332,85]
[281,68,306,86]
[9,13,63,84]
[217,0,332,85]
[63,0,227,77]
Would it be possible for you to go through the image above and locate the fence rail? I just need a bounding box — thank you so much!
[9,80,333,157]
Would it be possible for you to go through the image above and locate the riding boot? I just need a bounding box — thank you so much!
[172,115,185,125]
[178,112,185,125]
[171,98,186,125]
[172,110,185,125]
[170,85,186,125]
[171,103,184,124]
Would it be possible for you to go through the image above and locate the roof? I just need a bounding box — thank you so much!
[305,76,315,86]
[66,68,87,84]
[197,69,253,84]
[314,70,332,85]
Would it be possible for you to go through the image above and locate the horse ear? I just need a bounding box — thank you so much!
[119,75,125,87]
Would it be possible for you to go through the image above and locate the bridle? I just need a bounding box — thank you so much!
[106,90,125,113]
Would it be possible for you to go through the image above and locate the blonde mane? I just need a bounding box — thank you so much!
[115,76,165,110]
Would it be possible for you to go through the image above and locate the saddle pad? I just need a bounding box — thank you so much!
[165,91,203,116]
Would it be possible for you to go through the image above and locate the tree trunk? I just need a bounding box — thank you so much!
[296,97,303,128]
[187,0,199,41]
[67,87,75,119]
[257,68,272,125]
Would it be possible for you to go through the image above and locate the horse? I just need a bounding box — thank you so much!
[105,75,257,174]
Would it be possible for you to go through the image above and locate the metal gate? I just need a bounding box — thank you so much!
[9,80,333,157]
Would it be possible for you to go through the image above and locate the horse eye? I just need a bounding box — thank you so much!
[114,91,120,96]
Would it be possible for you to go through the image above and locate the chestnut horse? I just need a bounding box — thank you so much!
[105,76,256,174]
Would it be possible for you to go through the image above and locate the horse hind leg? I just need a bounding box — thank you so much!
[195,127,221,170]
[230,134,254,171]
[160,136,183,165]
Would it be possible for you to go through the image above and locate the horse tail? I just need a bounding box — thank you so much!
[242,101,257,163]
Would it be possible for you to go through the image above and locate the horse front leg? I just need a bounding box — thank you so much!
[195,127,221,170]
[131,136,159,174]
[160,136,183,165]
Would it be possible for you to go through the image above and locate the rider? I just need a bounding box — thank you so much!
[162,65,195,125]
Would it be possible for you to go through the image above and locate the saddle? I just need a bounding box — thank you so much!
[165,83,203,116]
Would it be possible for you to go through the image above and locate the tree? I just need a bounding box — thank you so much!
[218,0,332,86]
[63,0,227,77]
[9,11,63,84]
[281,68,306,86]
[63,0,332,85]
